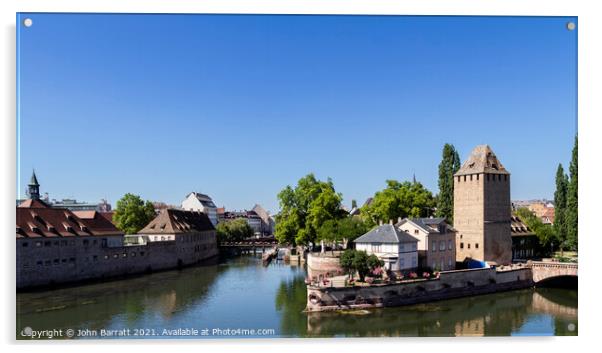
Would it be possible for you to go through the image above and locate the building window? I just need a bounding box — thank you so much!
[432,241,437,251]
[61,240,67,246]
[44,260,51,266]
[140,251,145,257]
[460,242,464,249]
[104,255,109,260]
[113,254,118,259]
[475,243,479,249]
[470,175,473,181]
[476,174,479,181]
[371,244,381,253]
[83,239,89,246]
[53,259,59,265]
[448,259,452,267]
[414,229,419,235]
[22,242,28,247]
[93,255,98,261]
[487,174,490,181]
[53,241,59,246]
[448,240,452,250]
[439,241,445,251]
[399,244,404,252]
[36,261,43,266]
[44,241,51,247]
[400,258,405,266]
[463,175,467,182]
[123,253,127,258]
[468,243,471,249]
[62,258,67,263]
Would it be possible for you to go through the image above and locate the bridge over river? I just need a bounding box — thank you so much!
[528,261,578,285]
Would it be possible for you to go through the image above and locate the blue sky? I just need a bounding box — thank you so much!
[17,14,577,213]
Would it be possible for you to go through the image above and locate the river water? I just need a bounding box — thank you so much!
[16,255,578,339]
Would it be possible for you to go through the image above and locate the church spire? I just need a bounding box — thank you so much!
[28,170,40,200]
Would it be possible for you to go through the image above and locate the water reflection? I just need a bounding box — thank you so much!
[17,255,577,339]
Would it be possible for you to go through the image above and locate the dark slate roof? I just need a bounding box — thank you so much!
[29,171,39,186]
[354,224,419,244]
[395,217,455,234]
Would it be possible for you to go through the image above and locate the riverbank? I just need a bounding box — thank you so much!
[306,266,534,312]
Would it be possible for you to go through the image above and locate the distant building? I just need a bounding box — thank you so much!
[138,208,217,247]
[181,192,218,226]
[50,198,111,212]
[528,202,555,225]
[353,223,419,272]
[17,171,112,212]
[251,204,275,236]
[454,145,512,266]
[511,215,540,261]
[396,217,456,271]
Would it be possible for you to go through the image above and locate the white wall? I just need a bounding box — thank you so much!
[355,242,418,272]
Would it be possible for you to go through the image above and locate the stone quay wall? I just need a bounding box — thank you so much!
[16,230,218,289]
[306,267,533,312]
[307,252,344,279]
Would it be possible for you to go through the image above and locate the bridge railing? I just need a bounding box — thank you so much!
[527,261,578,269]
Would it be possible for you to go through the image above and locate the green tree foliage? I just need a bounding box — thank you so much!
[339,250,384,281]
[340,249,356,277]
[113,193,156,235]
[316,217,369,249]
[436,143,461,222]
[566,136,578,250]
[216,218,254,242]
[275,174,345,246]
[361,180,435,227]
[553,164,569,246]
[516,208,556,250]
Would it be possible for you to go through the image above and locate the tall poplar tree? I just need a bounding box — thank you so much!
[553,164,568,248]
[436,143,461,222]
[566,136,578,250]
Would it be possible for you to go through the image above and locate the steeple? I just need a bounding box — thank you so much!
[27,170,40,200]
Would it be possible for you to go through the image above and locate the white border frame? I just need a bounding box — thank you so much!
[2,1,599,352]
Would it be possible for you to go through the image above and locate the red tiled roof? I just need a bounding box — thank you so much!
[138,208,215,235]
[72,210,122,236]
[16,202,123,238]
[18,199,51,208]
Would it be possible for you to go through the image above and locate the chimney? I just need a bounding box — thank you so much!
[389,219,393,225]
[398,217,402,223]
[379,220,383,226]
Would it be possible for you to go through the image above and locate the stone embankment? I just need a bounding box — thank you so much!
[306,266,533,312]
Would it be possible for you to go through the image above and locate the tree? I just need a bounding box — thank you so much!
[113,193,156,234]
[436,143,461,222]
[361,180,435,226]
[336,217,369,247]
[553,164,569,247]
[275,174,345,247]
[216,218,254,242]
[352,250,371,282]
[340,249,356,278]
[566,136,578,250]
[316,217,369,251]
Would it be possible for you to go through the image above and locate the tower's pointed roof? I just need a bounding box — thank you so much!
[29,170,39,186]
[455,145,509,176]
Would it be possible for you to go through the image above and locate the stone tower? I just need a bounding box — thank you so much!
[27,170,40,200]
[453,145,512,265]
